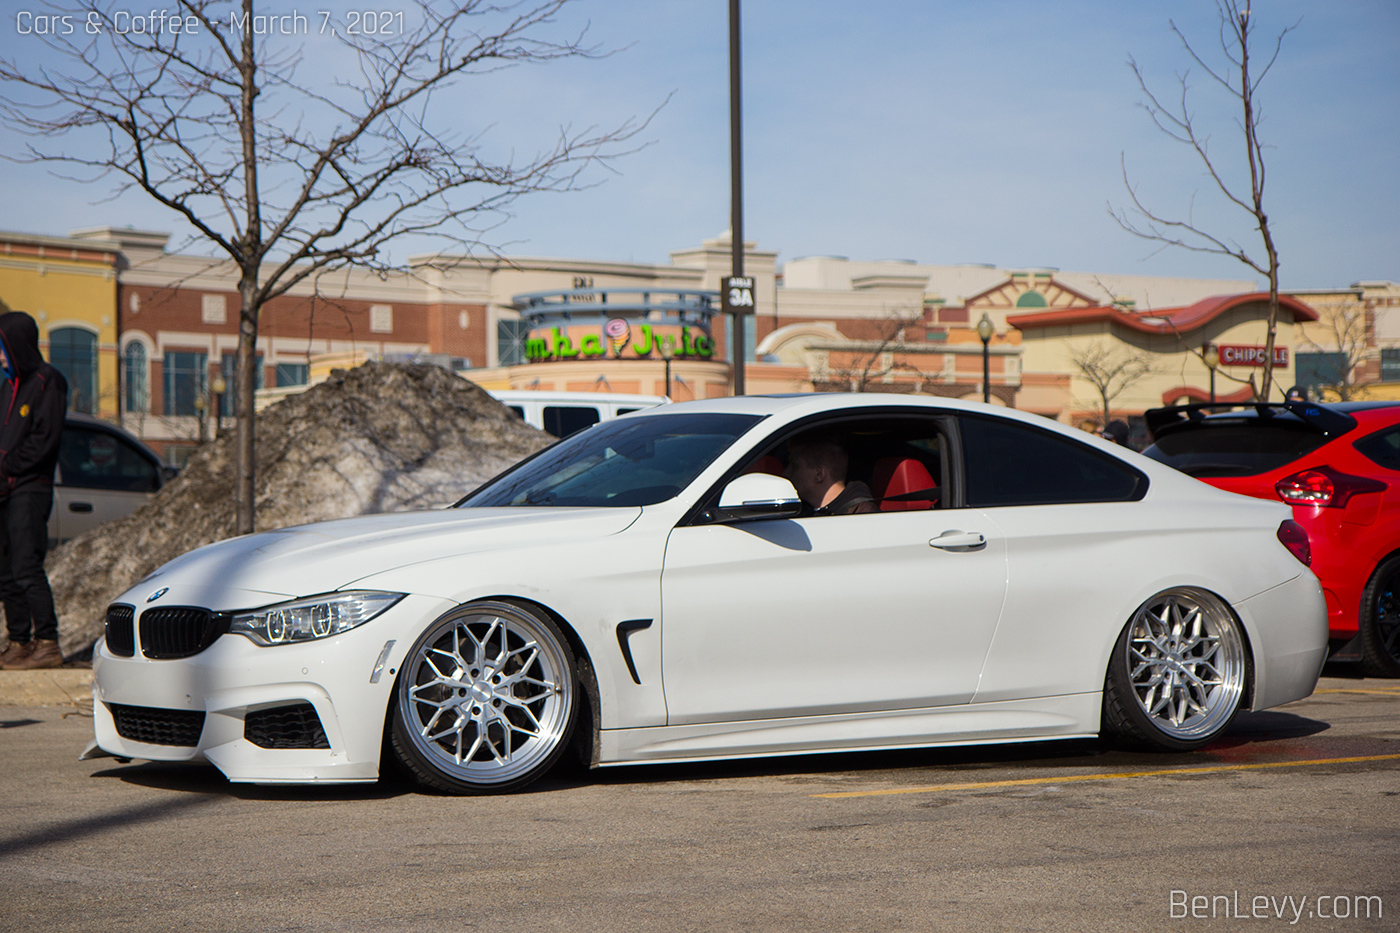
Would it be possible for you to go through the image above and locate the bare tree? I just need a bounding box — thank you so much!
[1,0,646,533]
[1067,341,1157,429]
[818,310,934,393]
[1111,0,1295,401]
[1298,298,1370,400]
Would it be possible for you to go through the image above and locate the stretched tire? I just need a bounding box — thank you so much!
[1359,555,1400,679]
[391,601,577,794]
[1102,587,1248,751]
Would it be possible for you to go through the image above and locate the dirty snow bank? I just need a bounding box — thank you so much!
[49,362,549,654]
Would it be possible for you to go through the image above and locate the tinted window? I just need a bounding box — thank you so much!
[1143,422,1329,477]
[461,413,761,508]
[1355,426,1400,472]
[59,427,161,492]
[543,406,600,438]
[961,415,1144,506]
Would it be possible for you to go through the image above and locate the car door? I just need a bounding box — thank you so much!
[54,425,163,542]
[659,412,1009,726]
[949,413,1154,704]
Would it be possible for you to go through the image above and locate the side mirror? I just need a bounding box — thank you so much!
[713,473,803,523]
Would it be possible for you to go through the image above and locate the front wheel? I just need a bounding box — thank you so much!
[391,601,577,794]
[1359,555,1400,678]
[1102,587,1249,751]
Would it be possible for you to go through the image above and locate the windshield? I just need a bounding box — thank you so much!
[1142,422,1330,477]
[459,412,762,507]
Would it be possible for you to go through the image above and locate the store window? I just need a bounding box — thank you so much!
[123,342,148,413]
[275,362,309,387]
[163,351,208,416]
[498,317,530,366]
[220,353,264,416]
[1381,348,1400,383]
[1294,351,1349,396]
[50,327,99,414]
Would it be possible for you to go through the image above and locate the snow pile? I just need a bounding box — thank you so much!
[50,362,550,655]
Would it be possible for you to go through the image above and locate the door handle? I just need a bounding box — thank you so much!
[68,502,94,513]
[929,530,986,550]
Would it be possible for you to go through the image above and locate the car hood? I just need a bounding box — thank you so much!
[122,507,642,611]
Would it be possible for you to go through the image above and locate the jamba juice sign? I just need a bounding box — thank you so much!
[524,319,715,361]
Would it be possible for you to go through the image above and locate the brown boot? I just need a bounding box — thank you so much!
[0,640,33,668]
[5,639,62,670]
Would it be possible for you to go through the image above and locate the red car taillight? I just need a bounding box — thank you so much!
[1275,466,1387,508]
[1276,520,1311,566]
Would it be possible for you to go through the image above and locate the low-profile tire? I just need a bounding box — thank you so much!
[1102,587,1249,751]
[1359,555,1400,679]
[391,600,577,794]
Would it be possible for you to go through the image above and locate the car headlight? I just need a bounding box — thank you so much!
[229,591,404,646]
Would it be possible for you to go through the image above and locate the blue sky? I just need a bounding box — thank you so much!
[3,0,1396,288]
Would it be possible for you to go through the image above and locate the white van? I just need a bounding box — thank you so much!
[488,391,670,438]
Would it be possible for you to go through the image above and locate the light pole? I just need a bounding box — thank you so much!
[728,0,745,396]
[210,374,227,440]
[1202,343,1219,403]
[660,338,674,399]
[977,313,994,404]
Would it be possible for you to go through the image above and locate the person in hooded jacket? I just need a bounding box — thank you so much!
[0,312,68,670]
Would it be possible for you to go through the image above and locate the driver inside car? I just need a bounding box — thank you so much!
[785,433,878,516]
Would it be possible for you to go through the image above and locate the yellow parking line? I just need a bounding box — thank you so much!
[1313,688,1400,696]
[812,754,1400,799]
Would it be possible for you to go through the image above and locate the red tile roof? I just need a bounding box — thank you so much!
[1007,292,1318,334]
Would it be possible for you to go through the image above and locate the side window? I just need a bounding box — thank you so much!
[59,428,161,492]
[542,406,600,438]
[1355,425,1400,472]
[734,414,946,516]
[960,415,1145,507]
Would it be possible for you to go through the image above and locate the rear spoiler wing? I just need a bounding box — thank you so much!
[1144,401,1358,442]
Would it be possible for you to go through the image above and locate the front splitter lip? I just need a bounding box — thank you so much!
[89,592,454,784]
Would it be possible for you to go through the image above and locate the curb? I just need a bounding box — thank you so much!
[0,669,93,707]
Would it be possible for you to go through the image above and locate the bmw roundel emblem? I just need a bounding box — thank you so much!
[146,588,169,603]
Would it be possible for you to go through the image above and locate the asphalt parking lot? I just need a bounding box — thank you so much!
[2,669,1396,932]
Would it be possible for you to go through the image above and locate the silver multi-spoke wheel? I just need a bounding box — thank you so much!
[1104,588,1248,750]
[393,601,575,793]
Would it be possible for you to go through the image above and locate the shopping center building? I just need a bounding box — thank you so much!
[2,225,1395,460]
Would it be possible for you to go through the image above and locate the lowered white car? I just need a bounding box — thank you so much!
[88,395,1327,793]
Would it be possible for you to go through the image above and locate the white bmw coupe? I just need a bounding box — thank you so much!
[88,395,1328,793]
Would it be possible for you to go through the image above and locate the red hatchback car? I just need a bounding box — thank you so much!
[1143,400,1400,677]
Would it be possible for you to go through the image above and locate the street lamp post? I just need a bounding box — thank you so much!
[660,339,674,399]
[1202,343,1219,403]
[210,374,228,440]
[977,313,994,404]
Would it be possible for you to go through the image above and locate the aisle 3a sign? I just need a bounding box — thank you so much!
[723,276,755,315]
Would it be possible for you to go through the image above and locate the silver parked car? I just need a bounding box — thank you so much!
[50,414,174,544]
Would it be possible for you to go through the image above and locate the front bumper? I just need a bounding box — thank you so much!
[90,594,452,784]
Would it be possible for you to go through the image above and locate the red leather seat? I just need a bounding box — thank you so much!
[743,454,785,476]
[872,457,938,511]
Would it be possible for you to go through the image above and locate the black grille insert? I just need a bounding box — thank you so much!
[105,605,135,657]
[244,703,331,749]
[139,607,228,659]
[110,703,206,746]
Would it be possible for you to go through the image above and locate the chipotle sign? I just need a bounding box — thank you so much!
[1218,345,1289,367]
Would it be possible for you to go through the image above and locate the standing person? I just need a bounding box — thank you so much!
[0,312,67,670]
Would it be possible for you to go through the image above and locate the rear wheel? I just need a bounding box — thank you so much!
[1359,555,1400,678]
[1102,588,1248,751]
[391,601,577,794]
